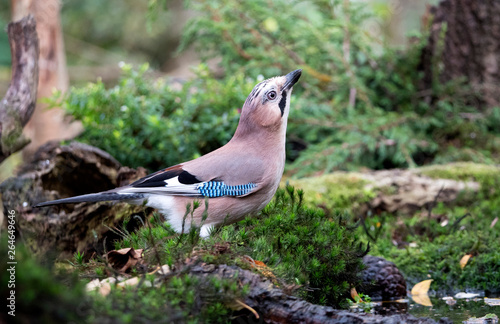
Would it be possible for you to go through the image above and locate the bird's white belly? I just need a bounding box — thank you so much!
[134,195,185,233]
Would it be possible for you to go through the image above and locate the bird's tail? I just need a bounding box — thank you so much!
[34,192,145,208]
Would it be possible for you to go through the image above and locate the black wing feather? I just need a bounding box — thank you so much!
[131,167,201,188]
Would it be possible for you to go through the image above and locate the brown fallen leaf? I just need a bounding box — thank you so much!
[411,279,433,307]
[241,256,276,280]
[460,254,472,269]
[105,247,144,273]
[350,287,363,302]
[253,260,267,267]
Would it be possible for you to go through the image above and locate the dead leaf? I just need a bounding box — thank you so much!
[105,247,144,273]
[350,287,363,302]
[411,279,433,307]
[412,293,433,307]
[241,256,276,280]
[460,254,472,269]
[411,279,433,295]
[253,260,267,267]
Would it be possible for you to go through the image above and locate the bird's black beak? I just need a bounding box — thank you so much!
[283,69,302,91]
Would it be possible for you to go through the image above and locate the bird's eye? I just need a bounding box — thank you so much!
[266,91,277,101]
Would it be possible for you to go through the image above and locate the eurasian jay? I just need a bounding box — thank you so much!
[35,69,302,237]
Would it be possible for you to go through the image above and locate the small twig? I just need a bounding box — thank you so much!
[449,213,471,234]
[235,299,259,319]
[360,215,376,243]
[427,186,445,236]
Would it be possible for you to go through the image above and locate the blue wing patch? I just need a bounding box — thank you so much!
[197,182,256,198]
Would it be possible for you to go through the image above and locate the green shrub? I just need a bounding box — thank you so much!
[56,0,500,175]
[180,0,500,175]
[234,186,368,306]
[52,63,253,171]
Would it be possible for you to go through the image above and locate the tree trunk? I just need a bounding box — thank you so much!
[0,15,38,164]
[421,0,500,109]
[11,0,82,157]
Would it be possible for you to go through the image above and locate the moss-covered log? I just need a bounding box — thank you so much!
[189,263,451,324]
[0,141,150,258]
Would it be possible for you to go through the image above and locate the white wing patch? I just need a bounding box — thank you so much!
[120,175,199,196]
[119,176,256,198]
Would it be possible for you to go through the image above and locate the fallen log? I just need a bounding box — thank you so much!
[0,141,149,258]
[189,263,451,324]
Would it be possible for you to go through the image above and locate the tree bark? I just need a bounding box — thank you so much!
[0,15,39,164]
[421,0,500,108]
[11,0,82,157]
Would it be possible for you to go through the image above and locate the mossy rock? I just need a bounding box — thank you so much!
[285,172,376,213]
[285,163,495,215]
[417,162,500,182]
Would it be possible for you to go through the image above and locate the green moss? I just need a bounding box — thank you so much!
[1,118,30,153]
[225,186,367,307]
[113,187,367,308]
[365,163,500,293]
[418,162,500,182]
[90,275,244,323]
[286,173,376,212]
[0,239,89,324]
[371,230,500,293]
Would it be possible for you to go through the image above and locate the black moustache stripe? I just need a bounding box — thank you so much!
[279,91,287,116]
